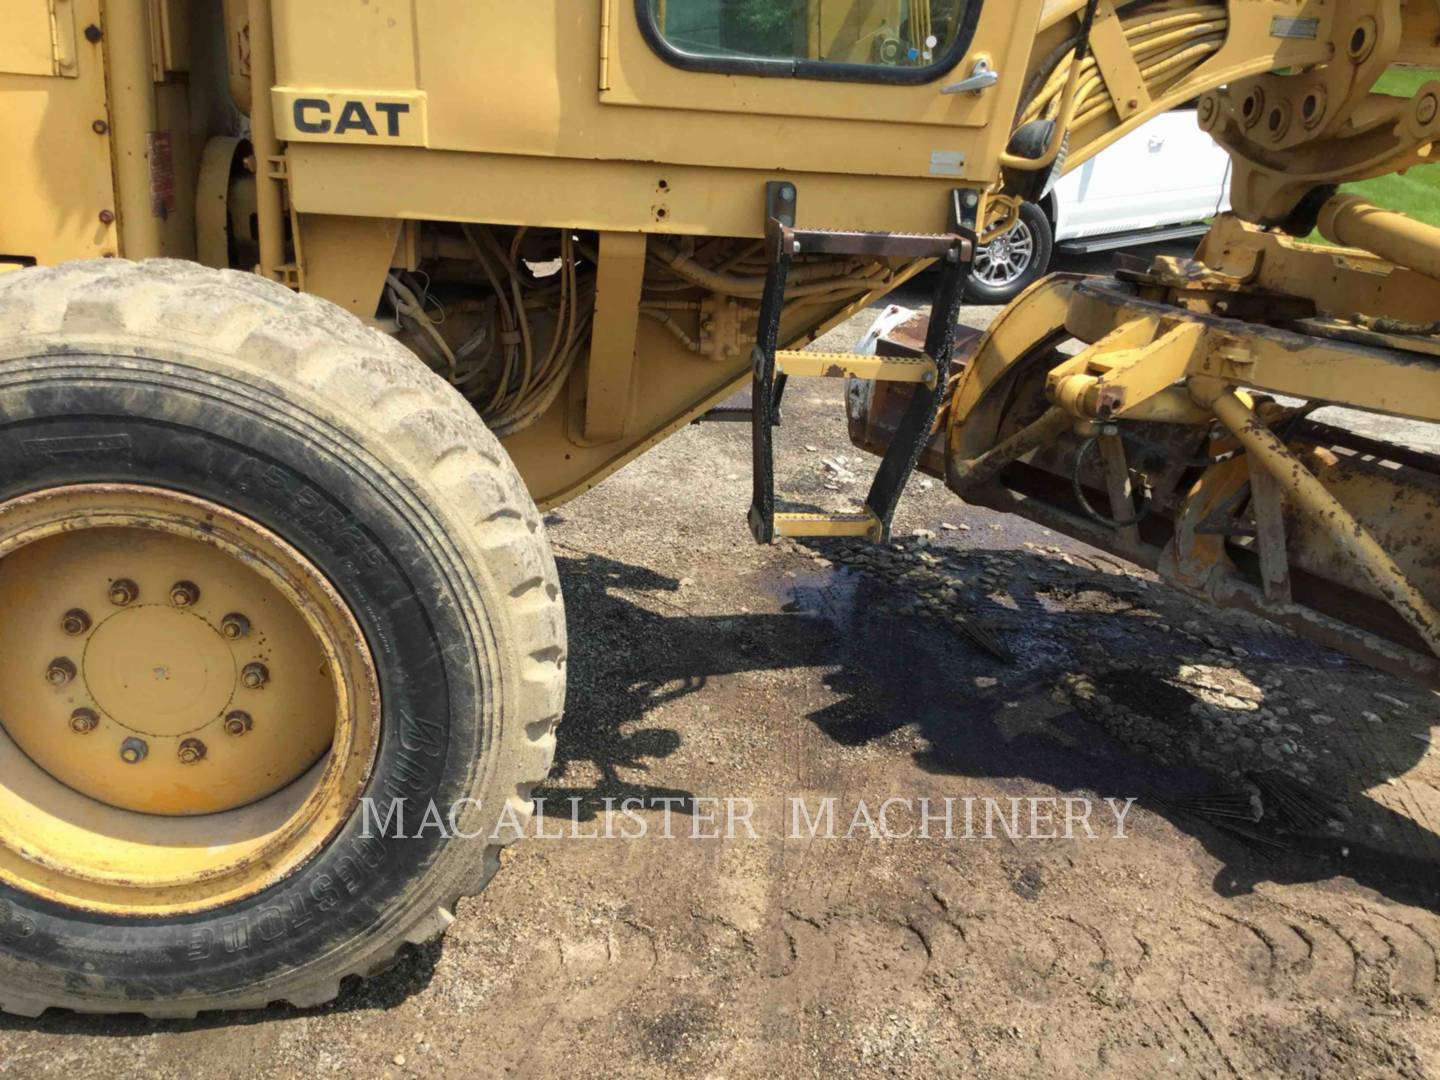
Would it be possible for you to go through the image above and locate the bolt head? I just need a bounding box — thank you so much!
[220,613,251,640]
[69,708,99,734]
[46,657,76,686]
[99,209,115,225]
[119,737,148,764]
[224,710,254,736]
[84,23,102,43]
[92,119,109,135]
[241,662,270,690]
[109,579,138,606]
[177,738,207,765]
[169,580,200,607]
[61,608,92,636]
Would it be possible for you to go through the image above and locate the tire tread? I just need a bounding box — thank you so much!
[0,259,566,1017]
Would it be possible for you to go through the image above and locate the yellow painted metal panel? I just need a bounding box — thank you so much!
[298,213,402,315]
[0,0,71,78]
[0,0,116,263]
[774,512,884,540]
[585,232,649,442]
[285,145,978,238]
[775,350,936,383]
[106,0,195,260]
[294,0,1044,182]
[154,0,191,74]
[271,0,418,90]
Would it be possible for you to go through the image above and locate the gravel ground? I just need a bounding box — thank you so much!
[2,249,1439,1077]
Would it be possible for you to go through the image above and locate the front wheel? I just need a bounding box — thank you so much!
[965,201,1054,304]
[0,260,565,1017]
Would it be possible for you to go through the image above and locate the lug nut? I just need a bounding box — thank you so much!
[169,580,200,607]
[109,579,138,606]
[62,608,92,636]
[69,708,99,734]
[119,737,148,764]
[177,738,207,765]
[241,662,270,690]
[220,613,251,640]
[224,710,253,736]
[46,657,77,686]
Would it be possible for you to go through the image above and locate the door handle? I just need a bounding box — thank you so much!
[942,58,999,96]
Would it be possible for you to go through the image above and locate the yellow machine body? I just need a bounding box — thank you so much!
[0,0,1343,503]
[3,0,1440,685]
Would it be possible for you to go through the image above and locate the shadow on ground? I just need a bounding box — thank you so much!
[546,543,1440,915]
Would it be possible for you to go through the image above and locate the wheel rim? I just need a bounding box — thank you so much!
[0,484,380,915]
[973,219,1036,288]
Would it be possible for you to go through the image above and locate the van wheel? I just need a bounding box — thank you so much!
[966,201,1054,304]
[0,259,565,1017]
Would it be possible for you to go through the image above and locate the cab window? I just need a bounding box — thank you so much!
[638,0,981,82]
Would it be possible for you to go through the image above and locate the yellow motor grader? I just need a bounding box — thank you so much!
[0,0,1436,1016]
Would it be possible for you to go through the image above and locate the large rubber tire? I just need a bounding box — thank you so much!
[0,260,565,1016]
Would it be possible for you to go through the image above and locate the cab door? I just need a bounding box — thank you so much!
[599,0,1043,183]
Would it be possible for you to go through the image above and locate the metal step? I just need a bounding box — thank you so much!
[747,181,978,545]
[696,405,785,425]
[773,511,884,540]
[787,228,965,260]
[774,350,938,385]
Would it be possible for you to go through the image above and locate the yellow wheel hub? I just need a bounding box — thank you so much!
[0,521,337,816]
[85,606,241,738]
[0,485,379,915]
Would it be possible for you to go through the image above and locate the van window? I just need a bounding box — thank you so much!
[637,0,982,83]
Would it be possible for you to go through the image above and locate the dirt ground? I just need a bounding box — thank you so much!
[3,259,1440,1078]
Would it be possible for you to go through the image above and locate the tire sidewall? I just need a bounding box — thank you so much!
[0,344,508,1009]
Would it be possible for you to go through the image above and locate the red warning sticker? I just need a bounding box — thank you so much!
[148,131,176,220]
